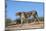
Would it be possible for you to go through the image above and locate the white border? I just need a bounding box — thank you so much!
[13,0,44,2]
[0,0,5,31]
[0,0,45,31]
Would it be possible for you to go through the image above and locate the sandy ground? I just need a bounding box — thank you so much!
[5,21,44,30]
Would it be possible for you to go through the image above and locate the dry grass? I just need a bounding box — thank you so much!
[5,21,44,30]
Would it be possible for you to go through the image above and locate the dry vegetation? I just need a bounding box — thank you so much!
[5,17,44,30]
[5,21,44,30]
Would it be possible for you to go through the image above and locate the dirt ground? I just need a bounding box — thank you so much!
[5,21,44,30]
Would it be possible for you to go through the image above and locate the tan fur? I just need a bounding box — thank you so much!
[16,10,40,25]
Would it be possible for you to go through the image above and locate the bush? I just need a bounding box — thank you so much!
[38,17,44,21]
[14,18,21,24]
[5,18,12,27]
